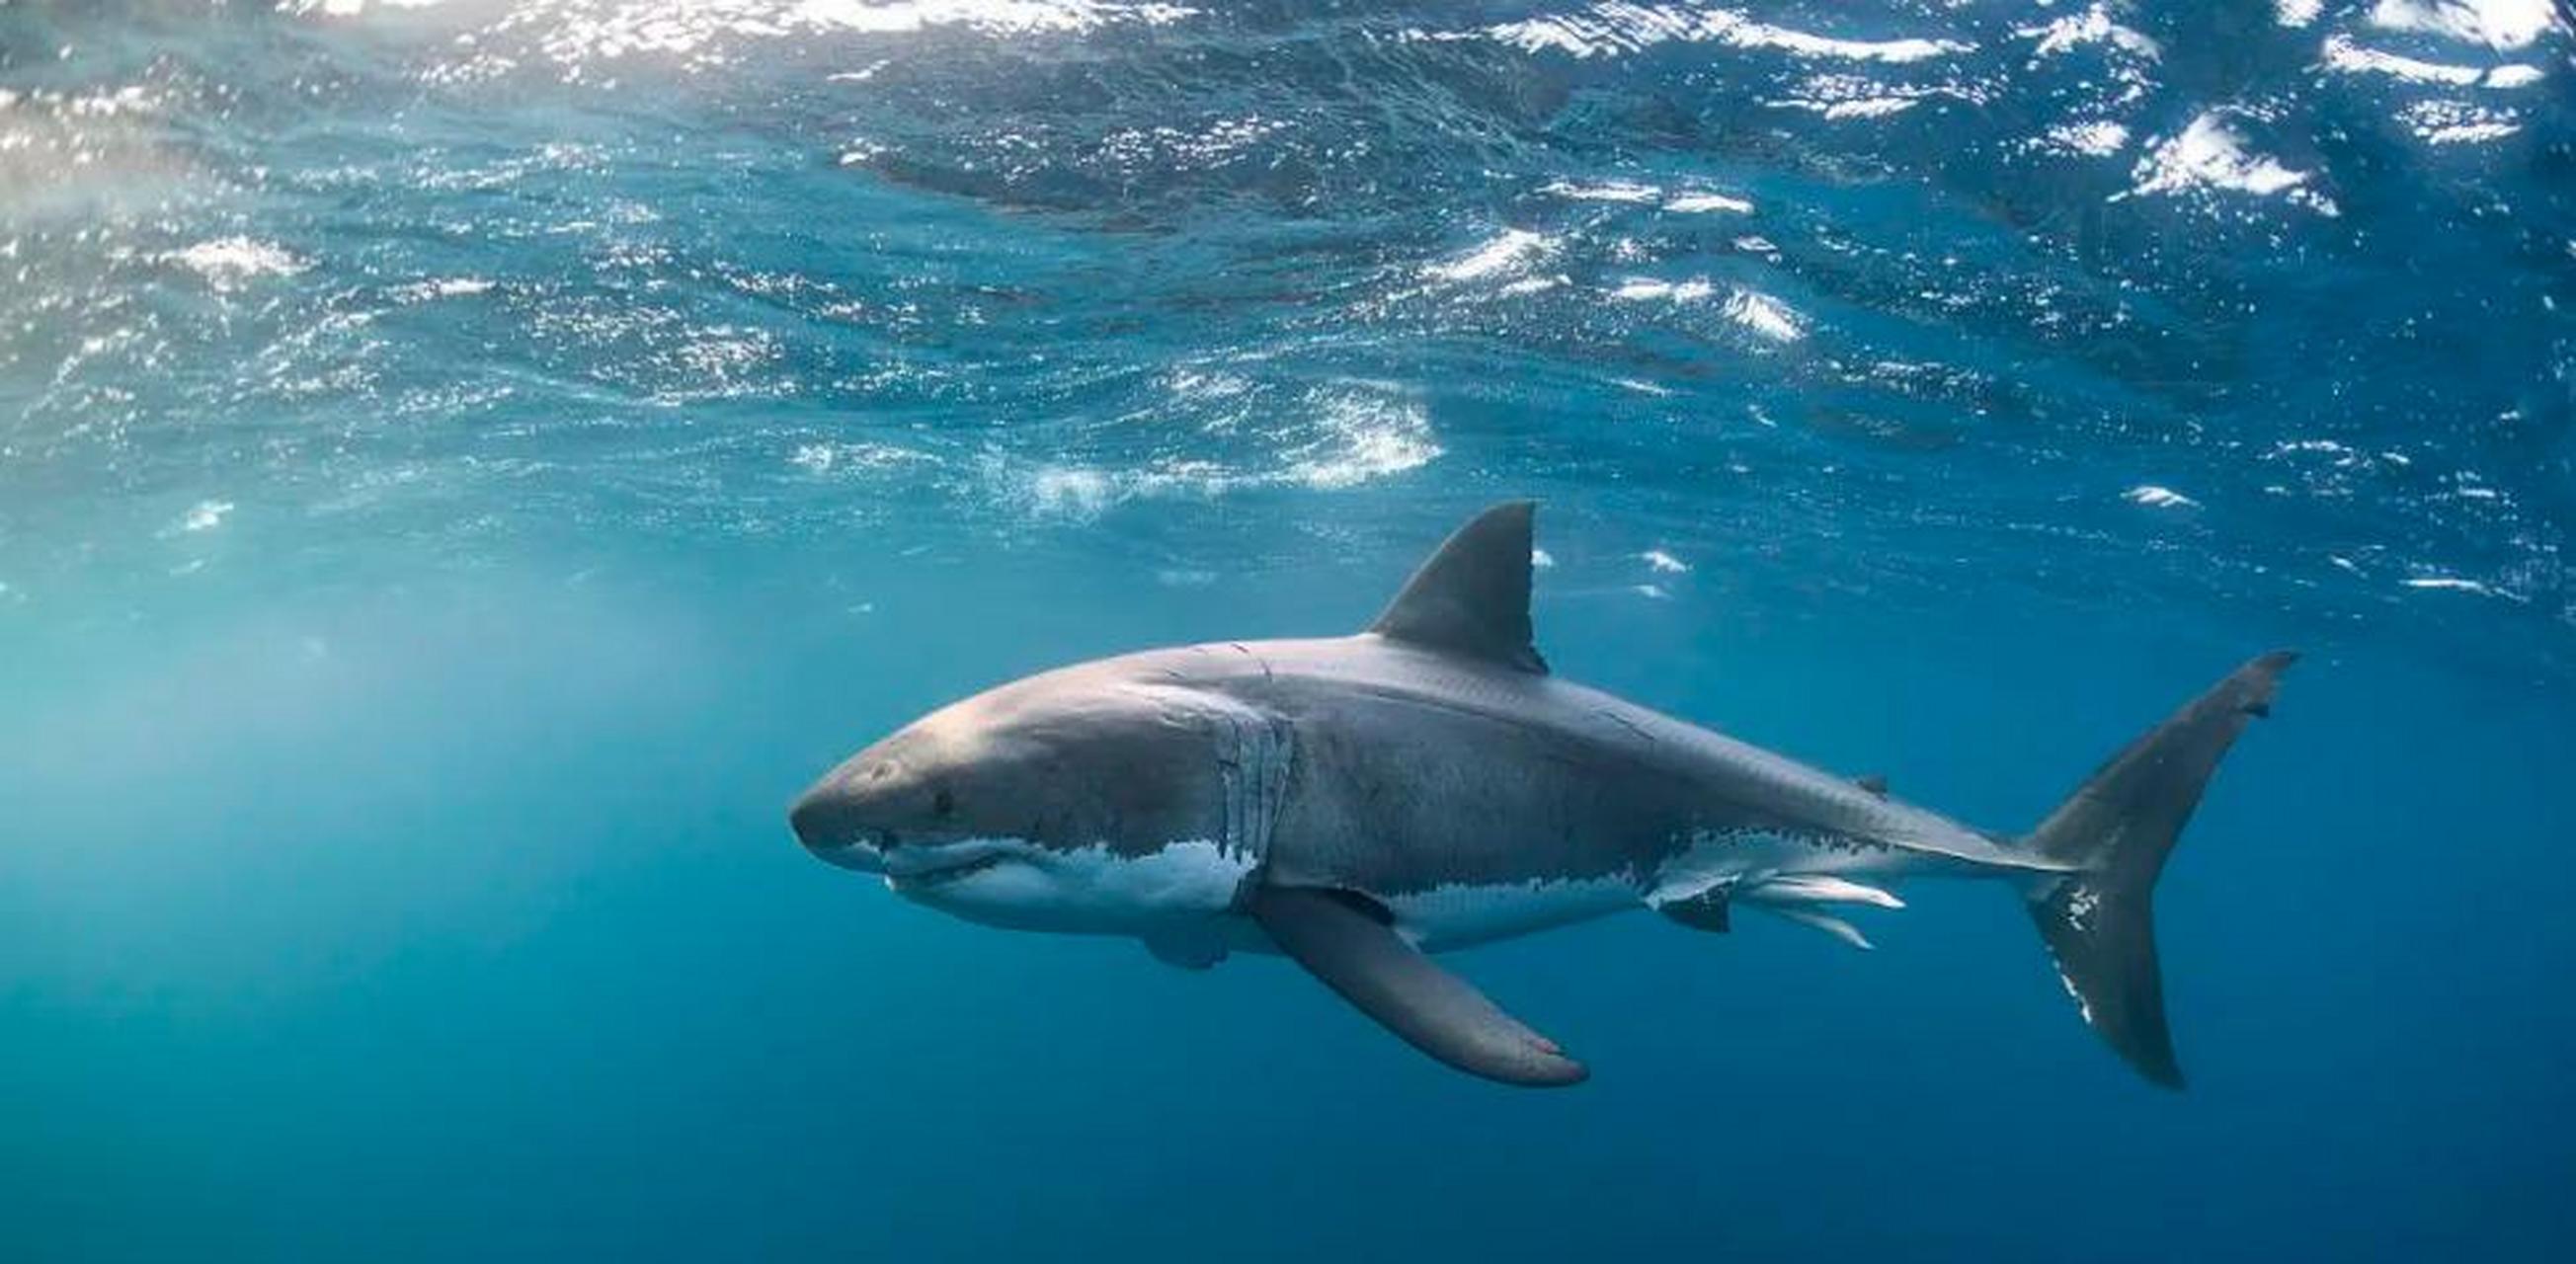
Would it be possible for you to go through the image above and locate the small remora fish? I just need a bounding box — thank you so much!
[790,502,2293,1089]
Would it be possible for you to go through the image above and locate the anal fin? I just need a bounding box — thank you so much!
[1249,886,1587,1087]
[1656,888,1731,933]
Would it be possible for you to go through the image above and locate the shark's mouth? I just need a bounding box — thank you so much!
[882,839,1028,891]
[891,853,1006,888]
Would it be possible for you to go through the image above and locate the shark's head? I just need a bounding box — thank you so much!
[789,666,1262,934]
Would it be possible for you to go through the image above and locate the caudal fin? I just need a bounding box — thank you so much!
[2023,651,2295,1088]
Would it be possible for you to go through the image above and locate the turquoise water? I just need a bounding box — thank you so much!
[4,1,2573,1258]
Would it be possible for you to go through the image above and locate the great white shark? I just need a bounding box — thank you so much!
[791,502,2291,1088]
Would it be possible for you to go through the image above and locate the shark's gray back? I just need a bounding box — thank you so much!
[1088,633,2036,897]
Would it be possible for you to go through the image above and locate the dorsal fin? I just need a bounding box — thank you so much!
[1854,773,1890,798]
[1367,501,1548,674]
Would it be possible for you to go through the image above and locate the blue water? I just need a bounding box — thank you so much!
[4,1,2573,1259]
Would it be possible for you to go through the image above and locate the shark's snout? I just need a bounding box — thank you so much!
[789,782,894,873]
[786,783,844,848]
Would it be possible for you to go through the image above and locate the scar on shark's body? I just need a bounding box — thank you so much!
[791,502,2293,1089]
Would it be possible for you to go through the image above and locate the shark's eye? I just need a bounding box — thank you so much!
[932,787,956,818]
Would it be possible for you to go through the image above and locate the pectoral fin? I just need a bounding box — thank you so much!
[1248,886,1588,1088]
[1143,926,1228,971]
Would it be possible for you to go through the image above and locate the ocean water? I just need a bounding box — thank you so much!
[4,0,2573,1258]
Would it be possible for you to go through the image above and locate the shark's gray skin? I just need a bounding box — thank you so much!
[791,503,2292,1088]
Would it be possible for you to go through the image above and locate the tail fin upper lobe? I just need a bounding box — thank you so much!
[2023,651,2296,1088]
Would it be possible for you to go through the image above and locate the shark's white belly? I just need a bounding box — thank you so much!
[1361,829,1924,954]
[1379,876,1645,952]
[888,828,1916,957]
[887,835,1258,936]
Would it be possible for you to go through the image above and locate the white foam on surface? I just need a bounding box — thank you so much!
[1609,276,1713,302]
[1778,95,1917,120]
[1662,191,1754,214]
[1723,288,1806,342]
[2126,113,2335,213]
[2135,115,2308,196]
[176,500,234,533]
[2422,120,2521,143]
[2125,484,2199,510]
[1423,228,1555,282]
[798,0,1200,35]
[788,440,932,475]
[2018,4,2163,59]
[284,0,449,14]
[163,237,305,289]
[2402,100,2523,143]
[2322,35,2538,86]
[391,276,496,301]
[2403,575,2526,600]
[1291,393,1441,490]
[1541,178,1660,203]
[1485,4,1970,62]
[378,0,1201,73]
[2043,120,2132,156]
[1022,465,1121,516]
[995,386,1436,515]
[2368,0,2562,50]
